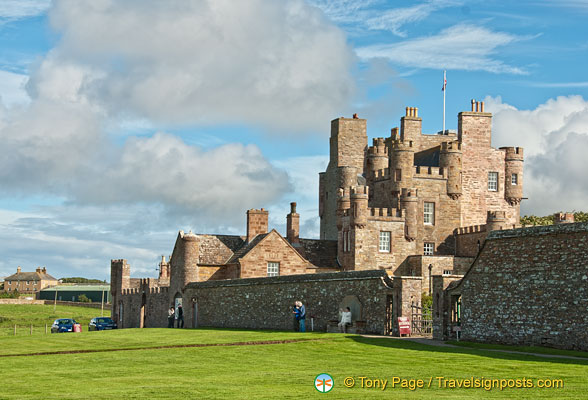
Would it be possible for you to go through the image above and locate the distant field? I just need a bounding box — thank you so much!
[0,304,110,336]
[0,328,587,399]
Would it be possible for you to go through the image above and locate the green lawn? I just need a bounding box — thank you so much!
[0,304,110,336]
[0,328,587,399]
[448,340,588,359]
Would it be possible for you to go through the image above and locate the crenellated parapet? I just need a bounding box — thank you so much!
[368,207,404,222]
[414,166,447,179]
[389,139,415,193]
[486,211,507,231]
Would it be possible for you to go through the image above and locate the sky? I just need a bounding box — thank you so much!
[1,0,587,280]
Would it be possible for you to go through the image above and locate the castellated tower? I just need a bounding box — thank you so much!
[110,259,130,323]
[169,231,199,297]
[321,99,524,275]
[320,115,367,240]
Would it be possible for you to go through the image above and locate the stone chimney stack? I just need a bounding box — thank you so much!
[247,208,269,243]
[286,202,300,244]
[36,267,41,273]
[17,266,21,273]
[42,267,46,274]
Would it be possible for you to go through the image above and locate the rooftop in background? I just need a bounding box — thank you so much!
[41,284,110,292]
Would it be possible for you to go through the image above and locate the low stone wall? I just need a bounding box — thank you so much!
[43,300,111,310]
[183,270,394,334]
[0,299,45,305]
[451,222,588,351]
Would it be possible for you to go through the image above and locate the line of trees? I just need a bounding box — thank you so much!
[60,277,107,284]
[520,212,588,227]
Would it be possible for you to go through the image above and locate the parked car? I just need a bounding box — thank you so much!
[51,318,81,333]
[89,317,117,331]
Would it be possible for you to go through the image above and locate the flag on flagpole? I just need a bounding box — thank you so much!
[442,73,447,91]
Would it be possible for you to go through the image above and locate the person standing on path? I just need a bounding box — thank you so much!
[296,301,306,332]
[177,305,184,328]
[167,306,175,328]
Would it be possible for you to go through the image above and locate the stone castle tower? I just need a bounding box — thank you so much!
[319,100,524,273]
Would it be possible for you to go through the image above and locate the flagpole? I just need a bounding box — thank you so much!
[442,70,446,134]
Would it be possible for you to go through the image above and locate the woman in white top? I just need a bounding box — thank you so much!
[338,307,352,333]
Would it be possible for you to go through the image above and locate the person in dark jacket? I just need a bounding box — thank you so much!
[294,301,306,332]
[177,305,184,328]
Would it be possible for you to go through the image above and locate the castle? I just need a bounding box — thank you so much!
[111,99,524,331]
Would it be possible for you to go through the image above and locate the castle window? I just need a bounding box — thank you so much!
[424,202,435,225]
[267,262,280,277]
[511,173,518,185]
[488,172,498,191]
[424,242,434,255]
[395,169,401,181]
[442,270,452,276]
[379,231,391,252]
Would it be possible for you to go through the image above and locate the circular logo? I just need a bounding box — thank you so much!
[314,373,334,393]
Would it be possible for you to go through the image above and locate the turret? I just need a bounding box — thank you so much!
[350,186,369,228]
[440,141,463,199]
[501,147,524,205]
[400,188,418,241]
[337,166,358,191]
[366,138,388,181]
[336,187,351,229]
[400,107,422,143]
[486,211,507,231]
[389,139,415,193]
[158,255,170,280]
[181,231,199,287]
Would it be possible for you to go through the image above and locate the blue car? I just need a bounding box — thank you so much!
[51,318,80,333]
[89,317,117,331]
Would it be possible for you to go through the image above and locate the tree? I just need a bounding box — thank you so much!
[520,212,586,227]
[78,294,92,303]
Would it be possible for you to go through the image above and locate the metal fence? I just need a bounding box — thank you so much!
[411,303,433,336]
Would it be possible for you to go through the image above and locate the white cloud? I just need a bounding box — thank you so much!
[0,70,30,106]
[486,95,588,215]
[357,24,527,74]
[27,0,356,132]
[309,0,463,37]
[0,0,51,19]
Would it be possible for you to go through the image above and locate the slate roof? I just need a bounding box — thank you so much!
[296,239,338,269]
[4,271,58,282]
[414,146,440,167]
[189,230,338,271]
[197,234,246,265]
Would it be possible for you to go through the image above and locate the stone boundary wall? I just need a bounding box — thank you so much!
[454,222,588,351]
[0,299,45,305]
[183,270,394,334]
[42,300,111,310]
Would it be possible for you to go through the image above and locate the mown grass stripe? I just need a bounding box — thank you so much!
[0,337,330,358]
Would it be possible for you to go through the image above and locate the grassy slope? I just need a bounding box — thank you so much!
[0,329,587,399]
[0,304,110,336]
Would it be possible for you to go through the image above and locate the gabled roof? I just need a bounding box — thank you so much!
[414,146,440,167]
[226,233,270,264]
[197,234,246,265]
[4,271,58,281]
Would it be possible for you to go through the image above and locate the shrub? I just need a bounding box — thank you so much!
[78,294,92,303]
